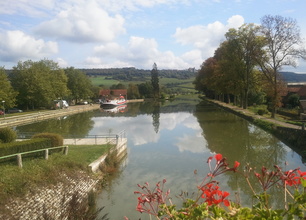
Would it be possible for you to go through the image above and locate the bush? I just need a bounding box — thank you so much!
[257,108,268,115]
[0,127,17,143]
[32,133,63,147]
[0,138,52,158]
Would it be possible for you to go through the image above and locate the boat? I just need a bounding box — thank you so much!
[100,96,127,107]
[101,105,127,113]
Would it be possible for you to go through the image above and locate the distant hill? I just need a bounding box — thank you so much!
[280,72,306,82]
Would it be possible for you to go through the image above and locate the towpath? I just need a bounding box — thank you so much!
[208,99,303,130]
[0,104,100,128]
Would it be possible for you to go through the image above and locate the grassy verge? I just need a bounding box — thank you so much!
[0,144,112,205]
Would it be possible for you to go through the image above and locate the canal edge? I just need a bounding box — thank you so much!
[204,98,306,159]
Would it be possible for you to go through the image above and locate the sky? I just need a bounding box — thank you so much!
[0,0,306,71]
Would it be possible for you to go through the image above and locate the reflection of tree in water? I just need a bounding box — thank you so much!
[16,111,95,137]
[193,101,288,207]
[152,102,160,133]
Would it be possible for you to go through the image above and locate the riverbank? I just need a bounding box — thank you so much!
[0,137,127,219]
[205,98,306,160]
[0,104,100,128]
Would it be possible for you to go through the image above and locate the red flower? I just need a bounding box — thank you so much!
[200,182,230,207]
[215,153,222,162]
[234,161,240,169]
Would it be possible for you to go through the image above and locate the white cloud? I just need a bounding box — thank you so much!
[175,132,207,153]
[173,15,245,59]
[0,30,58,62]
[56,57,69,67]
[88,36,191,69]
[0,0,55,16]
[34,1,125,43]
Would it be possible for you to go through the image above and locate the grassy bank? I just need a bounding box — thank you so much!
[0,144,112,205]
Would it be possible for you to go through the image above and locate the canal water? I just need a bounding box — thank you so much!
[16,99,306,220]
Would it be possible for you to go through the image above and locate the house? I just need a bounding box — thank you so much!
[99,89,127,99]
[282,83,306,107]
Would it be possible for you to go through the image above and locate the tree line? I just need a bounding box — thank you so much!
[82,67,196,80]
[193,15,306,118]
[1,60,94,110]
[0,60,164,110]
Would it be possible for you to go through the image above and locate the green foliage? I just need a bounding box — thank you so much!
[288,94,300,108]
[0,144,112,209]
[10,59,69,110]
[0,138,52,157]
[32,132,63,147]
[127,83,140,99]
[151,63,160,100]
[0,127,17,143]
[253,119,275,131]
[65,67,93,103]
[0,67,18,108]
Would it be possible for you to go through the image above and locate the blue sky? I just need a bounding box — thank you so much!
[0,0,305,71]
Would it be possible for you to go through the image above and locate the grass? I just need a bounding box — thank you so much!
[90,76,120,87]
[0,144,113,205]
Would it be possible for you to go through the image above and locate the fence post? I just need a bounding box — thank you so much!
[17,154,22,168]
[64,146,69,155]
[45,149,49,160]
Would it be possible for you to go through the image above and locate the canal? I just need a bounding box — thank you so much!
[16,98,306,219]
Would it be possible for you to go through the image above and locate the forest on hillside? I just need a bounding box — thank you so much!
[80,67,197,81]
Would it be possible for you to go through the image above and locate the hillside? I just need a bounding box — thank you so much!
[280,72,306,82]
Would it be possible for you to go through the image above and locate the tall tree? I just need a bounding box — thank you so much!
[0,67,18,108]
[151,63,160,100]
[225,24,265,108]
[65,67,93,104]
[193,57,218,99]
[258,15,306,118]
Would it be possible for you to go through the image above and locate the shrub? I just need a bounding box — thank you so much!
[0,138,52,158]
[32,133,63,147]
[257,108,267,115]
[0,127,17,143]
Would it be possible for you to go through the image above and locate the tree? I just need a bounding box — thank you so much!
[151,63,160,100]
[193,57,218,99]
[257,15,306,118]
[10,59,69,109]
[127,84,140,99]
[65,67,93,103]
[225,24,265,108]
[0,67,18,108]
[110,83,126,89]
[138,82,153,98]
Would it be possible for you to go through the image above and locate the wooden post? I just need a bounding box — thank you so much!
[64,146,68,155]
[17,154,22,168]
[45,149,49,160]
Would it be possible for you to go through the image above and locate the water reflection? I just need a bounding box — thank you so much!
[16,111,95,137]
[14,99,306,219]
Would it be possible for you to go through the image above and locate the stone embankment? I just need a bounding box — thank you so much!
[206,99,306,158]
[0,104,101,128]
[0,172,99,220]
[0,136,127,219]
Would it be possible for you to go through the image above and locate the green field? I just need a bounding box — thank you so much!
[89,76,196,93]
[89,76,120,87]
